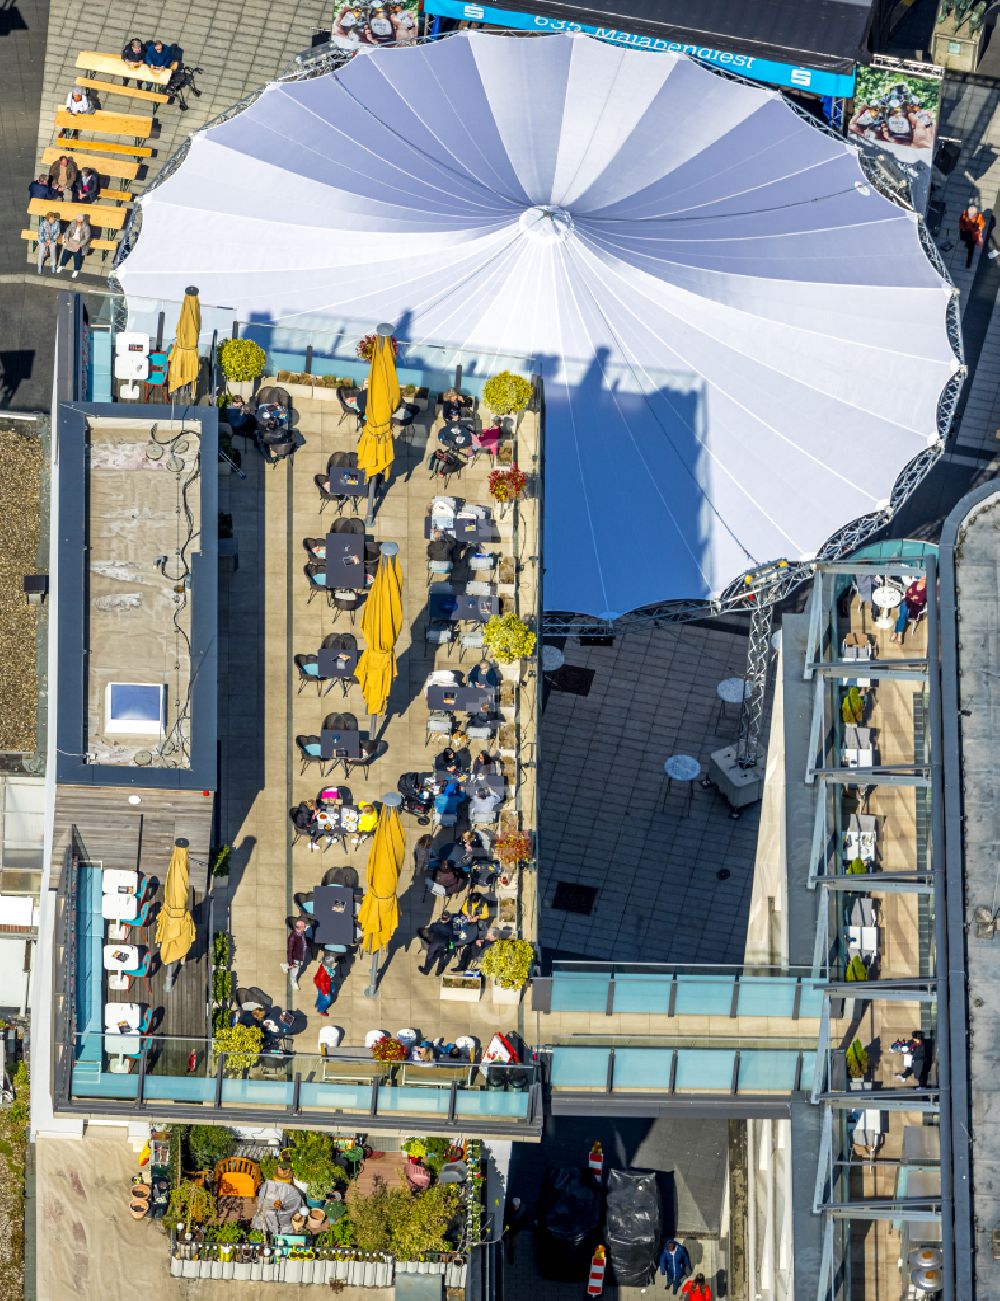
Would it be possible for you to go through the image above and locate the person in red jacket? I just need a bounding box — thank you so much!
[681,1275,712,1301]
[959,203,986,268]
[313,954,337,1015]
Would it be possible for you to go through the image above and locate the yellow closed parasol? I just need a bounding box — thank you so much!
[356,325,400,480]
[155,841,196,966]
[355,542,403,720]
[358,798,405,996]
[167,287,201,395]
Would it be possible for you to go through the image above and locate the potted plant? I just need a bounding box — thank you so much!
[479,938,534,1004]
[212,1022,264,1076]
[483,613,536,681]
[276,369,315,400]
[218,338,266,398]
[402,1138,427,1165]
[841,686,865,726]
[357,332,397,362]
[287,1131,347,1203]
[845,1039,869,1080]
[494,830,532,868]
[845,954,868,983]
[370,1035,407,1064]
[482,370,533,422]
[488,464,528,516]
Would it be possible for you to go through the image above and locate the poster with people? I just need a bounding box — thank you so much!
[332,0,421,48]
[849,61,943,165]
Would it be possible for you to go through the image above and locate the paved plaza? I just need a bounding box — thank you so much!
[538,621,766,963]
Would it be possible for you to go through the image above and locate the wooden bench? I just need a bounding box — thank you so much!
[99,187,132,203]
[42,146,139,180]
[75,76,169,106]
[27,197,129,231]
[21,229,119,262]
[55,136,152,159]
[55,108,154,141]
[75,50,174,87]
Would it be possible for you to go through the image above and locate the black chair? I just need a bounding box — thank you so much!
[258,385,290,409]
[315,473,340,514]
[304,561,330,606]
[293,652,327,697]
[324,711,358,733]
[321,632,357,697]
[293,891,314,912]
[337,387,362,432]
[345,738,378,782]
[296,733,324,776]
[332,588,365,625]
[303,536,326,561]
[323,865,360,888]
[332,516,365,536]
[392,402,420,443]
[236,986,273,1013]
[266,438,296,467]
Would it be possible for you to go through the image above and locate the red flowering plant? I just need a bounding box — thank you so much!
[493,831,533,867]
[488,464,527,504]
[356,333,398,362]
[370,1035,407,1063]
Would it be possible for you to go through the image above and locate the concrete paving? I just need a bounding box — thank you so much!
[537,620,765,964]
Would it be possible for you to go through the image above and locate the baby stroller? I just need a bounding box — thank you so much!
[397,771,433,823]
[166,63,204,111]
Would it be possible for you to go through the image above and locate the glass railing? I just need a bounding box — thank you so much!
[548,1046,816,1096]
[547,966,826,1018]
[67,1033,537,1126]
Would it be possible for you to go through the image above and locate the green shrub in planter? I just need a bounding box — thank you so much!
[845,955,868,982]
[845,1039,869,1078]
[188,1124,236,1171]
[482,370,533,416]
[219,338,266,383]
[480,938,534,989]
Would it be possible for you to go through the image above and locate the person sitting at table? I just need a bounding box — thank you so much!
[434,745,465,777]
[468,659,500,691]
[47,154,78,200]
[225,396,255,437]
[456,923,499,972]
[441,388,472,422]
[28,173,55,200]
[889,574,927,644]
[390,1,419,43]
[472,749,496,776]
[449,829,485,866]
[75,166,100,204]
[418,914,456,975]
[290,799,324,849]
[460,891,490,923]
[63,87,95,138]
[34,211,60,275]
[145,38,175,69]
[366,4,396,44]
[122,36,148,83]
[469,784,501,825]
[430,861,466,898]
[434,779,466,821]
[353,801,378,846]
[429,447,467,479]
[411,1041,436,1062]
[427,528,458,570]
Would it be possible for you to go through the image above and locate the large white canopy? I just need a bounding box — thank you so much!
[119,32,961,618]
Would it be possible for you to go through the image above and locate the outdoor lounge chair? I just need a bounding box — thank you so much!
[294,653,326,696]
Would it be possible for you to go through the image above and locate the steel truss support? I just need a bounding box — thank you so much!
[737,597,774,768]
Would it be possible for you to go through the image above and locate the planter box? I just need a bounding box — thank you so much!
[491,979,524,1005]
[499,660,522,684]
[440,974,483,1002]
[233,1261,251,1280]
[227,379,254,401]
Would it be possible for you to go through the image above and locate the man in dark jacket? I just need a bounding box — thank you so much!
[418,914,455,975]
[659,1239,692,1294]
[281,917,311,990]
[122,37,148,86]
[47,155,78,200]
[145,38,175,68]
[29,174,55,200]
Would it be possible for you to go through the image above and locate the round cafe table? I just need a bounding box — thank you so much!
[662,753,701,815]
[716,676,748,727]
[871,584,902,628]
[541,645,565,674]
[438,423,474,451]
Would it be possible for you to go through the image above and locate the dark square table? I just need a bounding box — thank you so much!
[328,465,368,497]
[423,512,497,543]
[469,771,505,801]
[429,592,498,623]
[317,647,360,680]
[311,885,356,946]
[426,685,497,713]
[321,727,362,761]
[325,533,366,591]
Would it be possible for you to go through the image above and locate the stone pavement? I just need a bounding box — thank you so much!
[216,391,540,1053]
[537,621,764,964]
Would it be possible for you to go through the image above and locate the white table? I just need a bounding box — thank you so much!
[871,583,901,628]
[843,748,874,769]
[847,924,879,960]
[541,645,565,673]
[717,677,748,705]
[104,943,140,972]
[103,868,139,893]
[662,754,701,815]
[843,831,876,865]
[105,1002,143,1054]
[102,891,141,921]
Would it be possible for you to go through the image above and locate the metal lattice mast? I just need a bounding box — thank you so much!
[736,596,775,769]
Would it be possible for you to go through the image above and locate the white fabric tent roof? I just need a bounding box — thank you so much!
[119,32,961,618]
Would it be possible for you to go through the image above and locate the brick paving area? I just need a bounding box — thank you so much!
[538,622,766,963]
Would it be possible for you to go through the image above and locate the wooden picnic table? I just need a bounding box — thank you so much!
[75,50,174,86]
[55,108,154,140]
[76,76,169,106]
[55,136,152,158]
[27,197,128,230]
[42,146,140,180]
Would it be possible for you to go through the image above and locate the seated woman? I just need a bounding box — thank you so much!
[472,749,496,776]
[449,829,485,865]
[468,659,500,690]
[460,891,490,923]
[441,388,473,422]
[434,745,467,776]
[890,575,927,645]
[430,861,467,897]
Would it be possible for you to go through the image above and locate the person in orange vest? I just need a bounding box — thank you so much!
[681,1274,712,1301]
[959,203,986,268]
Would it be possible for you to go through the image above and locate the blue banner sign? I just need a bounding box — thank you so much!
[425,0,858,98]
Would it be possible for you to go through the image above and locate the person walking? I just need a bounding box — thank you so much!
[35,212,61,274]
[959,203,986,268]
[413,832,435,877]
[894,1029,930,1085]
[313,953,337,1015]
[56,214,91,279]
[659,1239,692,1294]
[281,916,311,990]
[680,1274,712,1301]
[64,87,95,139]
[502,1195,529,1263]
[417,914,454,975]
[47,154,78,200]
